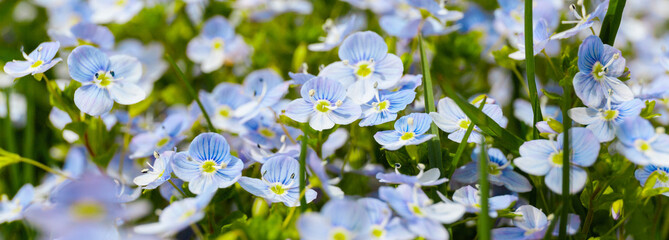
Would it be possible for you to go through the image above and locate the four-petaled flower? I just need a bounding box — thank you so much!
[430,97,506,143]
[374,113,435,151]
[3,42,62,78]
[133,151,174,190]
[452,148,532,193]
[614,117,669,166]
[569,98,643,142]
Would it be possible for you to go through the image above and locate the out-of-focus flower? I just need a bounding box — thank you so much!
[114,39,168,94]
[68,45,146,116]
[319,31,403,104]
[235,0,313,21]
[514,128,600,194]
[234,69,289,121]
[359,197,415,239]
[134,190,214,237]
[171,133,244,194]
[452,185,517,217]
[3,42,61,78]
[309,14,366,52]
[614,117,669,166]
[90,0,143,24]
[492,205,580,239]
[452,148,532,193]
[134,151,175,190]
[238,154,317,207]
[0,184,34,223]
[551,0,609,40]
[187,16,247,73]
[0,91,27,127]
[509,19,552,60]
[49,22,115,51]
[634,165,669,197]
[374,113,435,151]
[377,163,447,187]
[297,198,371,240]
[285,76,361,131]
[129,114,188,159]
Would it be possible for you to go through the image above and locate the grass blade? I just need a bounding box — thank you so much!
[599,0,627,45]
[559,86,573,238]
[418,34,444,174]
[525,0,543,139]
[477,141,490,240]
[165,54,216,132]
[450,98,486,176]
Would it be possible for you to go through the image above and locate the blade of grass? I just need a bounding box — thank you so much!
[450,98,486,176]
[438,81,524,155]
[22,83,35,184]
[525,0,543,139]
[165,54,215,132]
[418,35,444,174]
[4,89,20,191]
[559,85,573,239]
[298,125,308,211]
[477,141,490,240]
[599,0,626,46]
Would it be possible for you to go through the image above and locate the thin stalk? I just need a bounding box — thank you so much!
[524,0,543,139]
[283,184,313,228]
[23,83,35,184]
[298,126,308,211]
[4,89,20,190]
[168,179,187,197]
[559,86,573,239]
[450,98,486,176]
[165,54,215,132]
[418,34,444,174]
[16,157,71,179]
[477,141,491,240]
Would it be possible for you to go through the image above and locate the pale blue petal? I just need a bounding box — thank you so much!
[545,166,588,194]
[560,128,599,167]
[492,227,527,240]
[309,112,335,131]
[371,53,403,89]
[317,62,356,88]
[171,152,201,181]
[602,77,634,104]
[237,177,270,199]
[406,218,448,240]
[578,36,603,73]
[338,31,387,63]
[499,170,532,193]
[108,82,146,105]
[329,100,361,125]
[188,133,230,163]
[451,162,479,184]
[298,213,332,240]
[202,16,235,41]
[70,23,115,50]
[68,45,110,83]
[262,155,300,185]
[109,55,142,83]
[568,107,599,125]
[573,72,605,108]
[300,76,347,102]
[74,84,113,116]
[3,61,32,77]
[285,99,313,123]
[586,119,614,142]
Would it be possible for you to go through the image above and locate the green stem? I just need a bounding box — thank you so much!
[450,98,486,176]
[524,0,543,139]
[599,0,627,46]
[165,54,215,132]
[418,34,444,175]
[298,125,308,211]
[168,179,188,197]
[17,157,70,179]
[23,82,35,184]
[477,141,490,240]
[559,86,573,239]
[3,88,20,191]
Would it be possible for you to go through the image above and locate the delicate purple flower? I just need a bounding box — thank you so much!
[374,113,435,151]
[3,41,62,78]
[569,99,644,142]
[614,117,669,166]
[514,128,600,194]
[452,185,518,217]
[68,45,146,116]
[452,148,532,193]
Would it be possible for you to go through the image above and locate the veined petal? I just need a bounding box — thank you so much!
[109,55,142,83]
[578,36,603,73]
[74,84,113,116]
[188,133,230,162]
[545,166,588,194]
[573,72,605,108]
[371,54,403,89]
[285,99,314,123]
[3,61,32,78]
[68,45,110,83]
[338,31,388,63]
[317,62,356,88]
[237,177,270,199]
[568,107,600,125]
[309,112,336,131]
[171,152,201,181]
[108,82,146,105]
[329,100,361,125]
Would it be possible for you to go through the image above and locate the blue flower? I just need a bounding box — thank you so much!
[3,41,61,78]
[635,165,669,197]
[509,19,552,60]
[360,90,416,127]
[48,22,115,50]
[514,128,600,194]
[133,151,175,190]
[129,114,188,159]
[492,205,580,240]
[238,154,317,207]
[90,0,143,24]
[235,69,290,122]
[319,31,404,104]
[237,0,313,21]
[551,0,609,40]
[376,164,448,187]
[114,39,168,93]
[379,0,462,39]
[0,184,34,223]
[297,198,372,240]
[614,117,669,166]
[452,148,532,193]
[307,151,344,199]
[171,133,244,194]
[374,113,435,151]
[187,16,239,73]
[308,14,366,52]
[569,99,644,142]
[134,190,215,237]
[573,35,633,107]
[285,76,361,131]
[200,83,251,134]
[358,198,415,240]
[514,99,562,127]
[430,97,506,143]
[242,116,299,150]
[452,185,517,217]
[379,184,465,239]
[67,45,146,116]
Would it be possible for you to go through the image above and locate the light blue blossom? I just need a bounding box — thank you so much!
[90,0,143,24]
[114,39,168,94]
[430,97,506,143]
[377,164,448,187]
[318,31,403,104]
[614,117,669,166]
[48,22,115,50]
[452,185,518,217]
[492,205,580,240]
[187,16,239,73]
[551,0,609,40]
[569,99,644,142]
[452,148,532,193]
[238,154,317,207]
[297,198,372,240]
[379,0,462,39]
[360,90,416,127]
[358,198,415,240]
[514,98,562,127]
[235,69,290,122]
[374,113,435,151]
[67,45,146,116]
[634,165,669,197]
[128,112,189,159]
[242,115,300,150]
[133,151,174,190]
[514,128,600,194]
[34,146,88,199]
[379,184,465,239]
[509,19,552,60]
[235,0,313,21]
[341,0,393,14]
[171,133,244,194]
[573,35,633,107]
[285,76,361,131]
[200,83,250,134]
[307,151,344,199]
[3,41,61,78]
[134,190,215,237]
[308,14,366,52]
[0,184,34,223]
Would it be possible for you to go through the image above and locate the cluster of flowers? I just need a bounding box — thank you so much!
[1,0,669,239]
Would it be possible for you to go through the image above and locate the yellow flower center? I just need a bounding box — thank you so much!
[331,229,349,240]
[218,105,232,118]
[603,109,618,120]
[458,119,471,129]
[212,38,225,50]
[71,201,106,220]
[258,127,275,138]
[156,137,170,147]
[592,62,606,80]
[30,60,43,68]
[409,203,424,216]
[315,100,331,113]
[270,184,286,195]
[550,151,564,166]
[371,227,384,238]
[376,100,389,111]
[201,160,218,173]
[116,0,127,6]
[489,165,501,175]
[635,139,651,152]
[179,209,195,221]
[96,72,113,87]
[400,132,415,141]
[356,63,373,78]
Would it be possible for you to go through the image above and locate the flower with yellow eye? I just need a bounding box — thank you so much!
[374,113,435,151]
[3,41,61,78]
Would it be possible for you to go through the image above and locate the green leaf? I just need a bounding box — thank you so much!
[418,35,444,174]
[541,89,563,101]
[640,100,660,119]
[384,149,418,175]
[129,94,154,117]
[599,0,627,45]
[91,143,118,168]
[491,46,517,69]
[291,43,307,72]
[63,122,88,137]
[33,73,44,81]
